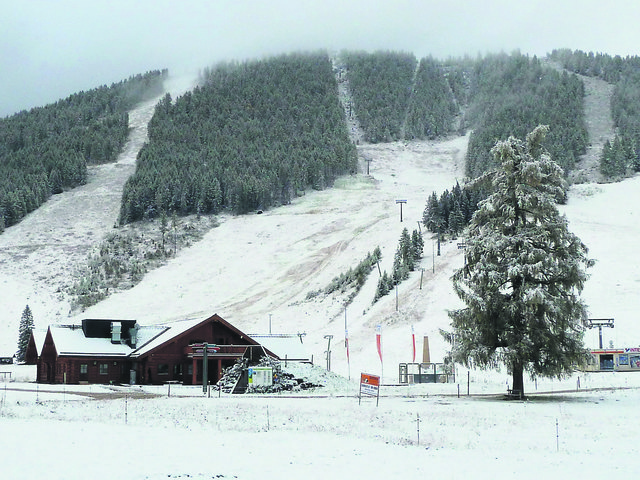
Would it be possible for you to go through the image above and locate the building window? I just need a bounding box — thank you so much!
[158,364,169,375]
[80,364,88,374]
[173,364,182,376]
[99,364,109,375]
[187,364,193,376]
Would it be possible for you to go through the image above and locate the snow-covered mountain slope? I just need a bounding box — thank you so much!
[1,72,638,380]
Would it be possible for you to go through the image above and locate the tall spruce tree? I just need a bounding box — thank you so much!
[16,304,34,363]
[443,126,593,396]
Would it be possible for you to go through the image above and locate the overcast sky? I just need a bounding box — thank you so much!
[2,0,640,117]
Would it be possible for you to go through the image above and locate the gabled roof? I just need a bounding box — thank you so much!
[130,317,204,357]
[29,329,48,356]
[42,322,166,358]
[38,314,278,360]
[130,313,266,358]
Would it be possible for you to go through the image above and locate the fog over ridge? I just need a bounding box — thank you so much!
[2,0,639,117]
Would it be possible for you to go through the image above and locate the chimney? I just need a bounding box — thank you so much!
[111,322,122,344]
[129,324,138,348]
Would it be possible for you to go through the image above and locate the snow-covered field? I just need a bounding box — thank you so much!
[2,75,640,477]
[2,363,640,479]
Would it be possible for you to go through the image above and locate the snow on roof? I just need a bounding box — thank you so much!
[248,333,311,361]
[130,317,205,357]
[133,325,168,352]
[50,325,132,357]
[30,329,48,356]
[43,316,280,360]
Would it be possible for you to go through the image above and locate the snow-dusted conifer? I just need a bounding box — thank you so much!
[16,304,34,363]
[411,229,424,260]
[443,125,594,396]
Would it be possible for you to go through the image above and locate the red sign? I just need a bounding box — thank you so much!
[360,373,380,394]
[359,373,380,406]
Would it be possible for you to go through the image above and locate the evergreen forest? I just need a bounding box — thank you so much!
[422,181,486,238]
[404,57,459,140]
[4,48,639,237]
[550,49,640,179]
[118,53,358,222]
[341,51,458,142]
[0,70,167,231]
[463,52,588,178]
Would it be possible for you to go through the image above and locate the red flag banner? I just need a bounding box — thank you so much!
[411,325,416,363]
[376,324,382,364]
[345,328,350,362]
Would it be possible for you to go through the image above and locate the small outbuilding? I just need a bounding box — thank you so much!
[31,313,279,385]
[0,352,14,365]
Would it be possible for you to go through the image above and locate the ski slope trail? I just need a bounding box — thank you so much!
[570,73,616,183]
[0,76,194,351]
[73,134,469,376]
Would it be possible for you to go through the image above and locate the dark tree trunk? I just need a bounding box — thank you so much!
[512,360,524,398]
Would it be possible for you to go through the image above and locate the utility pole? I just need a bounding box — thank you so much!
[202,342,208,394]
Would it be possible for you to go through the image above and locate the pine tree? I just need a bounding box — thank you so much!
[423,192,444,233]
[411,229,424,261]
[374,271,392,302]
[391,246,409,286]
[448,202,465,236]
[398,228,414,271]
[443,126,594,397]
[16,304,34,363]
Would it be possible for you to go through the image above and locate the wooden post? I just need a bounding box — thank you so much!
[202,342,208,393]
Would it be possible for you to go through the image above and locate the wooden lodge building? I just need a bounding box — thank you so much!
[26,313,289,386]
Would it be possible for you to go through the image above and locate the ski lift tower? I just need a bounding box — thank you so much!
[395,199,407,222]
[587,318,614,349]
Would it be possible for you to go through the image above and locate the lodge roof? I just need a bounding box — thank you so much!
[129,317,206,358]
[29,329,48,356]
[49,325,133,357]
[37,314,277,360]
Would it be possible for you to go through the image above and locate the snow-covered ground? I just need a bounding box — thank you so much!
[1,362,640,479]
[2,75,640,477]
